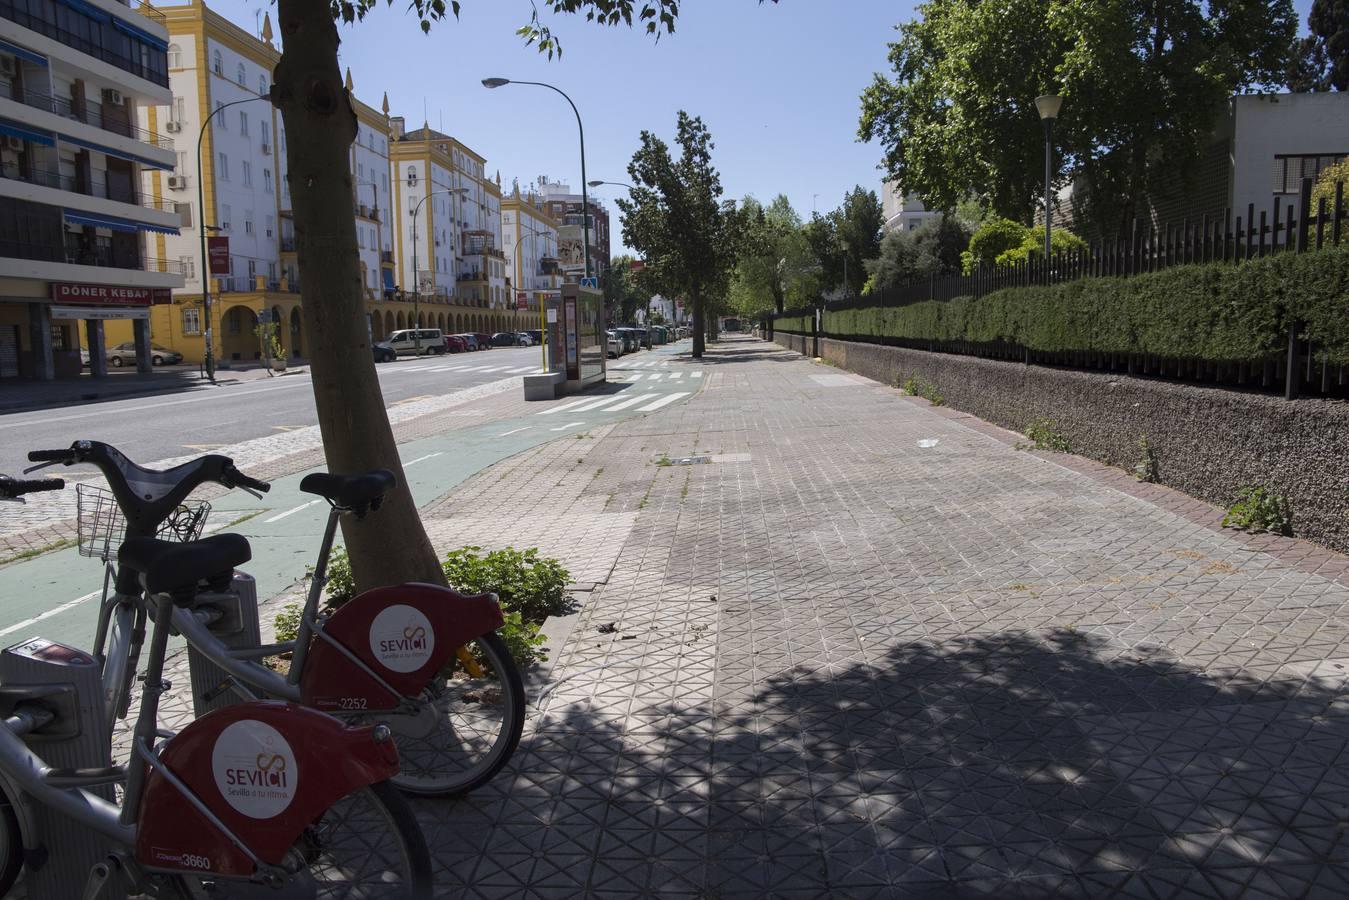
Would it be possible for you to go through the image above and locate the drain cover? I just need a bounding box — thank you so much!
[670,456,711,465]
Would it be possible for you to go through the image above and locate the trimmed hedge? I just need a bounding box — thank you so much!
[779,247,1349,365]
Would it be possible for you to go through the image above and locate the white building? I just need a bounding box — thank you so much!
[0,0,181,380]
[502,185,561,319]
[881,179,941,233]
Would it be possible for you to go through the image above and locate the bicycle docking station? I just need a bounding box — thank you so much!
[185,572,263,718]
[0,637,113,898]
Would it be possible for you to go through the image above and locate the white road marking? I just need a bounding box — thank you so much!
[499,426,533,436]
[646,373,663,381]
[263,499,323,524]
[624,373,644,381]
[0,590,102,639]
[637,392,689,412]
[668,372,683,380]
[688,371,702,378]
[508,366,538,373]
[537,398,592,416]
[403,452,444,467]
[549,421,586,431]
[570,395,626,412]
[479,366,513,373]
[603,393,657,412]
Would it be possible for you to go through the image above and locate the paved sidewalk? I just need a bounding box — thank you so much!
[407,335,1349,898]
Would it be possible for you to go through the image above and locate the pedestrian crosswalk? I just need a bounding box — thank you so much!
[612,370,700,382]
[535,391,690,416]
[388,363,544,375]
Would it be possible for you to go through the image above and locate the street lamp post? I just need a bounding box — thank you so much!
[483,78,592,282]
[1035,94,1063,266]
[410,187,468,354]
[517,221,557,369]
[197,95,268,383]
[588,179,634,191]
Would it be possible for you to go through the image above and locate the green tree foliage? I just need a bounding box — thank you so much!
[858,0,1298,235]
[603,253,650,323]
[961,217,1086,272]
[994,224,1088,266]
[727,195,814,315]
[832,187,884,297]
[618,111,739,357]
[1291,0,1348,91]
[865,215,971,292]
[801,214,842,299]
[1313,158,1349,213]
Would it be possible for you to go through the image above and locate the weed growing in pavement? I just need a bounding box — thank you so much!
[274,602,303,643]
[1222,486,1292,535]
[655,455,674,467]
[902,376,945,406]
[1022,419,1071,453]
[1133,436,1160,482]
[0,537,74,566]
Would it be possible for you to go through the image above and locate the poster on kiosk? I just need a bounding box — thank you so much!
[551,283,606,389]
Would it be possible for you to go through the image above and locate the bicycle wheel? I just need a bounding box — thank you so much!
[379,631,526,797]
[0,787,23,897]
[171,781,431,899]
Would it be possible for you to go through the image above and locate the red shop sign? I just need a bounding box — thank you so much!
[51,284,171,306]
[207,236,231,275]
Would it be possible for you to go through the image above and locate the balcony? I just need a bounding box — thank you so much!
[0,0,170,89]
[8,87,175,151]
[353,202,381,222]
[380,250,394,264]
[280,237,296,252]
[0,234,181,274]
[1,163,178,214]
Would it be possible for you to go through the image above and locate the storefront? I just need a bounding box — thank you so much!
[0,283,171,380]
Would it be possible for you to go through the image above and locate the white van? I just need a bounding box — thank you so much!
[384,328,445,356]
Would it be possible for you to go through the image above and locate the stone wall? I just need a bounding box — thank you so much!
[775,333,1349,554]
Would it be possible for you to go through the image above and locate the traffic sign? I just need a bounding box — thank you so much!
[580,277,598,288]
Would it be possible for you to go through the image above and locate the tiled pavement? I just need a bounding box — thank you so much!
[404,336,1349,898]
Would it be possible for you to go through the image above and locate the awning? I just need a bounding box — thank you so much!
[0,38,47,66]
[60,134,171,171]
[64,210,180,236]
[382,267,395,291]
[59,0,109,23]
[0,118,54,147]
[111,16,168,52]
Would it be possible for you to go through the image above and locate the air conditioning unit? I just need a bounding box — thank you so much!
[102,89,124,106]
[3,136,22,152]
[167,175,187,190]
[165,120,182,133]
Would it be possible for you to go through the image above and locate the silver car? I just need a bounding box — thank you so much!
[107,342,183,367]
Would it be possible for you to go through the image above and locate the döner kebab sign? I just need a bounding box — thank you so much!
[51,284,172,306]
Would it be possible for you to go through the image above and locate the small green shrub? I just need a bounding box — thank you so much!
[1133,436,1160,482]
[309,546,357,609]
[902,375,945,406]
[1025,419,1071,452]
[442,546,573,623]
[273,602,303,643]
[1222,486,1292,535]
[490,610,549,669]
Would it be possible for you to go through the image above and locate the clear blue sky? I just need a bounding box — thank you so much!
[212,0,1315,254]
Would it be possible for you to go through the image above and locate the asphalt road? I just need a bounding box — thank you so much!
[0,346,547,476]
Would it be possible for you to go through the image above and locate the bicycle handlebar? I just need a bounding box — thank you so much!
[222,465,271,494]
[26,449,74,464]
[0,475,65,499]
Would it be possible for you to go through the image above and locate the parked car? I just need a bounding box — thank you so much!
[383,328,445,356]
[457,333,479,352]
[443,334,468,353]
[472,332,493,350]
[615,328,640,354]
[107,342,183,367]
[515,332,534,346]
[606,331,622,358]
[635,328,652,349]
[372,342,397,363]
[491,332,519,347]
[525,329,544,346]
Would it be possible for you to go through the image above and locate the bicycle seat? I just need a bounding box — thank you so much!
[118,534,251,596]
[299,469,396,510]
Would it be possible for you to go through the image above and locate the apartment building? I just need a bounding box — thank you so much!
[502,183,562,324]
[390,119,515,336]
[881,179,941,233]
[538,178,610,282]
[0,0,182,380]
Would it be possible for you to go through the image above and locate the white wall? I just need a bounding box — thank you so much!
[1230,93,1349,222]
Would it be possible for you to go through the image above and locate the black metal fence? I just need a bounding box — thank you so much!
[769,177,1347,400]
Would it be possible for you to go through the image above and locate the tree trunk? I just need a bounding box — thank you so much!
[274,0,445,592]
[691,292,705,358]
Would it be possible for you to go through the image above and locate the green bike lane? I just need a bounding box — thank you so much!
[0,345,701,651]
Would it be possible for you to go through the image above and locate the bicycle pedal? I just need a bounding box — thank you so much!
[81,856,122,900]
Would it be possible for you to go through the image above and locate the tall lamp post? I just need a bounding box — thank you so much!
[410,187,468,354]
[197,95,267,383]
[482,78,592,282]
[588,180,632,325]
[1034,94,1063,265]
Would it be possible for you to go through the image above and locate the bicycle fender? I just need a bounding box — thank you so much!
[300,582,504,713]
[134,700,399,877]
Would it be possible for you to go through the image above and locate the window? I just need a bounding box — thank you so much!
[408,194,419,214]
[357,162,364,180]
[220,203,231,230]
[239,111,248,136]
[237,63,246,86]
[242,161,251,187]
[265,214,275,238]
[215,101,226,128]
[261,123,270,149]
[263,169,273,194]
[217,152,228,181]
[259,76,267,96]
[176,150,188,173]
[182,307,201,334]
[247,259,256,279]
[357,228,365,249]
[244,212,253,235]
[1273,154,1346,195]
[406,165,418,186]
[382,173,389,194]
[173,97,185,126]
[168,44,182,68]
[213,50,222,75]
[179,255,195,279]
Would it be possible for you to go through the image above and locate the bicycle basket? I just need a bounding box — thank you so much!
[75,483,211,560]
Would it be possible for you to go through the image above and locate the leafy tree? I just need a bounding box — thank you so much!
[603,253,649,323]
[859,0,1298,236]
[1305,0,1349,90]
[273,0,718,593]
[1312,158,1349,212]
[617,111,738,358]
[962,217,1028,273]
[994,224,1088,266]
[801,214,842,300]
[831,187,884,298]
[865,215,971,292]
[727,194,813,314]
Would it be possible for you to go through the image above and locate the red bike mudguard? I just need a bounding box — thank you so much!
[300,582,504,713]
[135,701,400,877]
